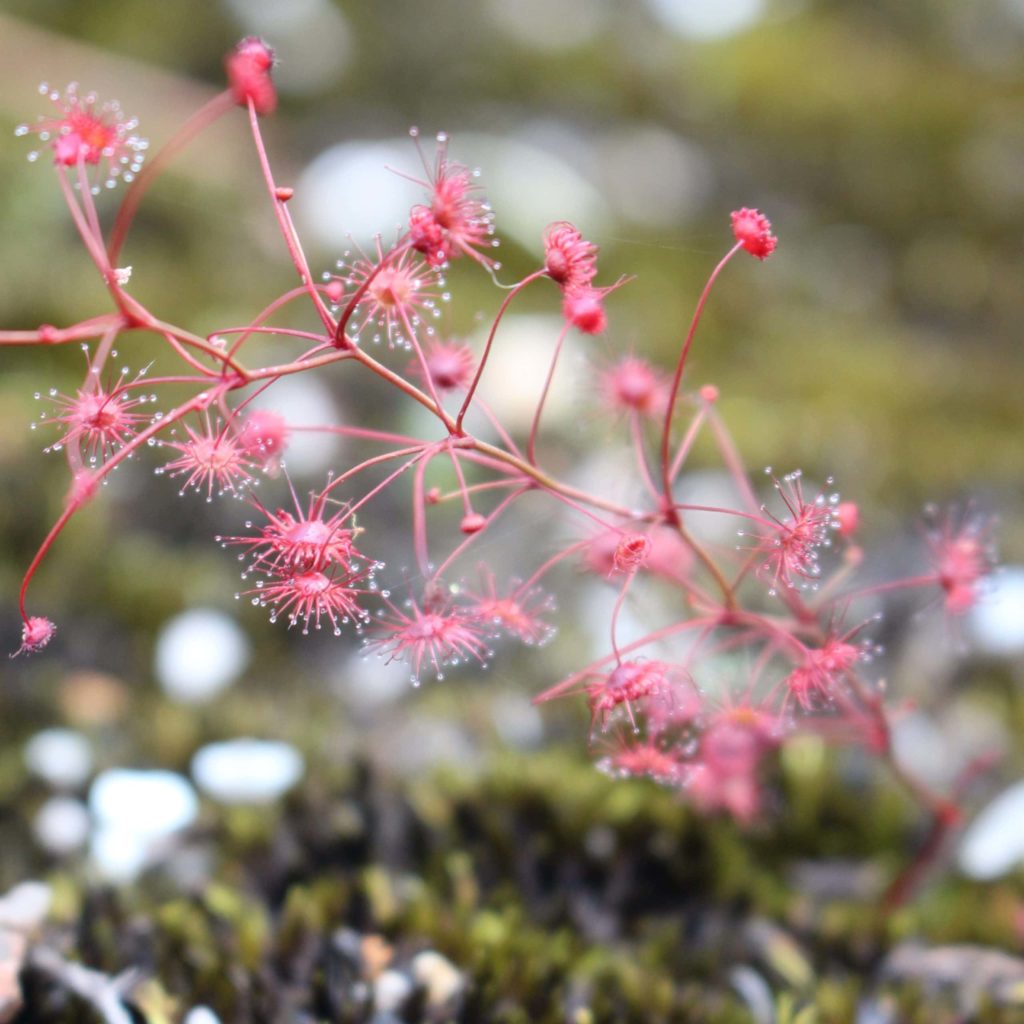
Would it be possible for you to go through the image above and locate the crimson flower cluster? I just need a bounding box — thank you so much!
[4,40,997,888]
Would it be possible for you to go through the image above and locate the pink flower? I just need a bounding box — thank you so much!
[926,509,996,616]
[587,659,669,731]
[237,410,289,467]
[366,591,491,683]
[755,471,839,594]
[220,484,366,576]
[158,418,257,499]
[683,704,779,822]
[19,83,146,185]
[598,354,668,418]
[562,287,607,335]
[13,616,56,657]
[730,207,777,260]
[783,625,869,711]
[410,339,477,393]
[700,705,777,777]
[835,501,859,538]
[584,527,692,586]
[543,222,598,292]
[41,382,150,464]
[226,38,277,115]
[596,728,683,784]
[464,572,555,647]
[249,567,373,636]
[612,533,651,574]
[406,131,496,268]
[338,243,441,348]
[685,760,763,823]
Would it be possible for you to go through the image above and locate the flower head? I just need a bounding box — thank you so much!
[247,566,373,636]
[595,727,683,784]
[926,508,996,616]
[336,242,441,348]
[366,589,491,684]
[464,571,555,647]
[226,38,277,115]
[598,354,668,418]
[684,704,779,822]
[612,533,651,574]
[783,626,870,712]
[584,526,692,585]
[40,373,151,465]
[754,471,839,594]
[410,338,477,393]
[730,207,777,260]
[405,130,497,269]
[544,222,598,292]
[587,659,669,731]
[18,83,146,187]
[157,417,257,500]
[237,409,289,468]
[220,481,366,577]
[13,616,56,657]
[562,287,607,335]
[835,501,859,538]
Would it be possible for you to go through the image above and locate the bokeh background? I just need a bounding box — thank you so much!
[0,0,1023,1015]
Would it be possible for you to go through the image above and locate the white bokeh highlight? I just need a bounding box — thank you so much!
[89,769,199,882]
[155,608,251,704]
[970,567,1024,657]
[647,0,765,40]
[191,739,305,805]
[24,728,93,790]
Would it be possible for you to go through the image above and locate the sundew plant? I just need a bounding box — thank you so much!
[3,39,998,907]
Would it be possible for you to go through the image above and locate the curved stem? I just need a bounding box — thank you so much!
[527,322,568,464]
[659,242,741,509]
[456,270,547,432]
[246,101,334,331]
[108,89,237,265]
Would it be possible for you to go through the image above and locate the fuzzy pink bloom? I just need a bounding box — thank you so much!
[220,485,365,576]
[406,132,496,268]
[18,83,146,185]
[237,410,289,466]
[42,384,150,463]
[562,287,607,335]
[411,338,477,393]
[835,501,859,538]
[927,510,996,615]
[226,38,277,115]
[587,659,669,731]
[644,528,695,585]
[700,706,777,777]
[584,526,691,585]
[755,471,839,594]
[685,760,762,823]
[599,355,667,418]
[337,244,440,348]
[684,705,779,821]
[612,533,651,574]
[596,729,682,784]
[13,616,56,657]
[730,207,777,260]
[366,593,491,683]
[464,572,555,647]
[543,222,598,291]
[158,419,257,499]
[784,629,866,711]
[249,567,373,636]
